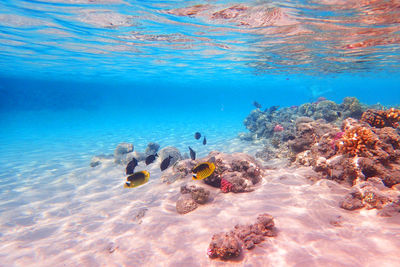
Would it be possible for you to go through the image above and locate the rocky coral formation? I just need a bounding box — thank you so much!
[161,151,263,193]
[289,118,341,166]
[336,126,378,156]
[180,184,210,204]
[114,142,134,164]
[176,184,210,214]
[90,154,113,167]
[299,119,400,186]
[207,232,241,260]
[159,146,182,166]
[340,178,400,214]
[340,97,364,119]
[203,152,263,193]
[144,142,160,156]
[161,159,196,184]
[361,109,388,128]
[207,213,276,260]
[176,194,198,214]
[242,106,297,140]
[111,142,162,165]
[242,97,364,141]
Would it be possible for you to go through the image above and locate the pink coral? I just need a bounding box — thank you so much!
[220,178,233,193]
[331,131,345,149]
[274,124,284,132]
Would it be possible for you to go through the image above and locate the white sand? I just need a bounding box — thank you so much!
[0,139,399,267]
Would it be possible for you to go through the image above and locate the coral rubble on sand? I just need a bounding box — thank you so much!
[207,213,276,260]
[176,185,210,214]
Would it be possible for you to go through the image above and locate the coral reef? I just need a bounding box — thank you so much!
[207,213,276,260]
[313,100,340,122]
[336,126,377,157]
[340,97,364,119]
[361,108,400,128]
[360,109,387,128]
[289,116,400,189]
[290,118,340,159]
[242,106,297,140]
[243,97,366,162]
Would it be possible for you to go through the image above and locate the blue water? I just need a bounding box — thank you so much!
[0,0,400,265]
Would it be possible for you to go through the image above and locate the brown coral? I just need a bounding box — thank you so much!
[361,108,400,128]
[337,126,377,157]
[361,109,387,128]
[340,178,400,212]
[386,108,400,128]
[207,213,276,260]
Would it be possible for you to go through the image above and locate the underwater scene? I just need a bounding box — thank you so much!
[1,0,400,266]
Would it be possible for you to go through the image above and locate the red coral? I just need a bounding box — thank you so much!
[220,178,233,193]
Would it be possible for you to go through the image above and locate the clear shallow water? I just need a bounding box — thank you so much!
[1,0,400,79]
[1,0,400,266]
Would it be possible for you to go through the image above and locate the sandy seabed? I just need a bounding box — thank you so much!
[0,138,399,267]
